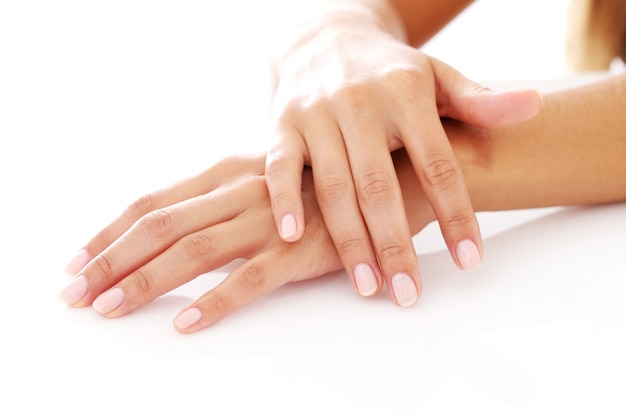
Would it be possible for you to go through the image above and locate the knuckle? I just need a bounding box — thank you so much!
[127,192,159,219]
[316,173,350,202]
[130,269,152,294]
[238,263,266,293]
[181,234,214,263]
[378,239,412,260]
[91,253,115,281]
[465,85,492,123]
[90,229,114,253]
[334,83,363,105]
[422,157,459,188]
[383,67,419,85]
[467,83,492,96]
[382,66,429,95]
[331,82,382,114]
[440,211,475,231]
[338,237,367,257]
[205,290,229,315]
[269,189,296,211]
[140,209,174,240]
[264,157,298,206]
[273,98,315,127]
[357,170,394,205]
[265,151,291,178]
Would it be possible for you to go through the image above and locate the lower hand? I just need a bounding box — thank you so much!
[58,154,347,333]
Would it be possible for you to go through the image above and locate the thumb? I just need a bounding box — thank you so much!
[430,57,543,128]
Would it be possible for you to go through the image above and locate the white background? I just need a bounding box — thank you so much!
[2,1,626,416]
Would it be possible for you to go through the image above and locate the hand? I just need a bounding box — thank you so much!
[265,23,541,304]
[59,154,346,333]
[57,120,507,333]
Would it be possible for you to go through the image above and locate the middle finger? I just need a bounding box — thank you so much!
[340,109,421,307]
[306,116,384,298]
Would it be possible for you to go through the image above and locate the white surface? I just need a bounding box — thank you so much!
[2,1,626,416]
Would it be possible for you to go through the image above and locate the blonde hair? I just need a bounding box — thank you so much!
[567,0,626,71]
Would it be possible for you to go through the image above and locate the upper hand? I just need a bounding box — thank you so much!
[265,25,541,304]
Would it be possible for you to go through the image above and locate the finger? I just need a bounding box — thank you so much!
[173,251,289,332]
[64,155,265,277]
[64,189,170,277]
[430,57,543,128]
[265,126,308,242]
[90,196,275,318]
[58,175,265,308]
[396,94,483,272]
[307,118,383,298]
[340,111,421,307]
[172,213,340,333]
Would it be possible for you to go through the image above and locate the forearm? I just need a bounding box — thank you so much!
[269,0,403,79]
[269,0,472,78]
[468,74,626,211]
[398,74,626,232]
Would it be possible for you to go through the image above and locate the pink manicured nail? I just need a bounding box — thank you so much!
[354,263,377,296]
[92,288,124,314]
[280,214,297,240]
[391,273,418,307]
[65,249,91,277]
[456,239,482,271]
[58,275,88,306]
[174,307,203,329]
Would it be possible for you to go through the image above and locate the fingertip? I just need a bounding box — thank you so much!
[511,88,543,118]
[489,88,544,127]
[92,287,125,315]
[353,263,379,297]
[173,306,203,333]
[390,272,420,308]
[278,213,304,243]
[64,249,91,277]
[58,275,89,306]
[455,239,482,272]
[279,213,299,241]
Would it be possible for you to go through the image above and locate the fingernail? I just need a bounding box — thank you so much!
[456,239,482,271]
[354,263,378,296]
[92,287,124,314]
[391,273,418,307]
[174,307,203,329]
[65,249,91,277]
[58,275,88,306]
[280,214,297,240]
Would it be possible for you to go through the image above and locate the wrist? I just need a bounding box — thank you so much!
[270,2,406,79]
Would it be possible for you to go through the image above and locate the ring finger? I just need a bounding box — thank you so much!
[340,113,421,307]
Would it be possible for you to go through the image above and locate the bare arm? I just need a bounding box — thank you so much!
[60,76,625,332]
[398,74,626,231]
[469,74,626,210]
[271,0,473,74]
